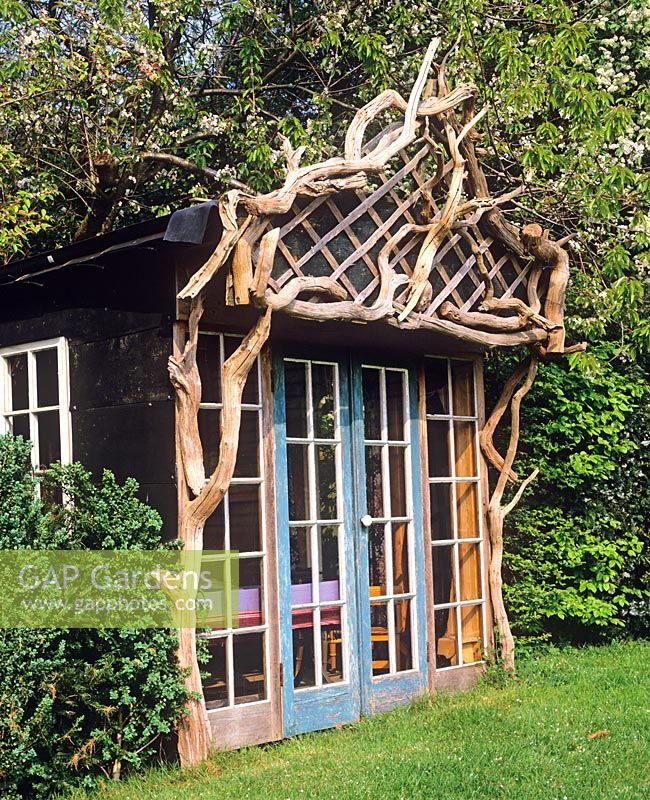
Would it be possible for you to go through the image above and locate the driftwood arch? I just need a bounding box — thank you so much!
[170,39,584,766]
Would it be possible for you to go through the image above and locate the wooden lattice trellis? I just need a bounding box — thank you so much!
[169,39,585,768]
[176,37,577,352]
[260,139,533,333]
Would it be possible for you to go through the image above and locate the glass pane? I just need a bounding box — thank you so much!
[424,359,449,415]
[364,445,383,518]
[427,420,450,477]
[197,335,221,404]
[430,483,453,541]
[392,522,410,595]
[198,553,232,630]
[312,363,335,439]
[433,544,455,605]
[234,411,259,477]
[198,408,220,475]
[237,558,263,628]
[316,445,337,520]
[225,336,259,405]
[389,446,407,517]
[9,414,30,440]
[456,482,479,539]
[36,411,60,467]
[7,354,28,411]
[320,606,343,683]
[461,604,483,663]
[385,370,405,441]
[203,637,228,709]
[293,620,315,688]
[35,349,59,407]
[287,444,309,520]
[362,368,381,440]
[368,523,387,596]
[229,483,261,552]
[459,543,482,601]
[451,360,475,416]
[395,599,412,672]
[234,632,265,703]
[284,361,307,438]
[318,525,340,592]
[371,603,389,675]
[290,526,312,599]
[454,420,477,478]
[204,503,225,550]
[435,607,458,668]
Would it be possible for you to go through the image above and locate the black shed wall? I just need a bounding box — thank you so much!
[0,244,179,537]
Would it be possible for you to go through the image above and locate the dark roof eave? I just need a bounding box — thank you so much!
[0,215,172,287]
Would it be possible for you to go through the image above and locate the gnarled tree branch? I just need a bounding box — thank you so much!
[172,304,273,768]
[482,356,539,671]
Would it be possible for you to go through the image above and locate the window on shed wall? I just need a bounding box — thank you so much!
[196,332,269,709]
[424,358,486,670]
[0,338,72,488]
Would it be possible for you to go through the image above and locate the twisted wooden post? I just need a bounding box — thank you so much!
[170,303,273,766]
[481,356,539,670]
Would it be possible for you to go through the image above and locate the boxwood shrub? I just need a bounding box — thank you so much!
[0,434,189,798]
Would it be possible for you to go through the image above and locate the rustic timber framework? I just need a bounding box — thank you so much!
[169,39,584,766]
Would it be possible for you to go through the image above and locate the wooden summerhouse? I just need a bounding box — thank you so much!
[0,43,577,763]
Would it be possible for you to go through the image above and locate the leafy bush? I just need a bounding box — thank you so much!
[485,353,649,645]
[0,435,188,799]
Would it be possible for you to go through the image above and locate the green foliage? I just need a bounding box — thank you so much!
[486,353,649,643]
[0,145,56,262]
[0,435,188,799]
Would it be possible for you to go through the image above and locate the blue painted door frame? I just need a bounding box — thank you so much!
[350,356,428,715]
[274,349,427,736]
[274,351,361,736]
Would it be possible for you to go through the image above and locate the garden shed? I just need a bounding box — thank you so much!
[0,42,578,764]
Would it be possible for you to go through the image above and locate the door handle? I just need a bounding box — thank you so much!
[360,514,373,528]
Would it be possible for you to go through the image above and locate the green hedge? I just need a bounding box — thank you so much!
[0,435,189,799]
[485,354,650,647]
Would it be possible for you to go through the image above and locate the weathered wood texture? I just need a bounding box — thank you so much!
[170,40,583,763]
[175,38,578,356]
[480,356,540,672]
[171,303,273,767]
[0,253,179,538]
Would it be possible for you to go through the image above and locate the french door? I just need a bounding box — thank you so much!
[352,362,427,713]
[274,352,427,736]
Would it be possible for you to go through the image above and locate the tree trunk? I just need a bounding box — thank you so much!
[175,518,212,766]
[170,303,273,767]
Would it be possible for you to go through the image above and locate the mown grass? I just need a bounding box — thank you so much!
[67,641,649,800]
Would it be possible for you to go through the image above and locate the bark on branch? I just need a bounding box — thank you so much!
[143,151,252,192]
[172,304,273,767]
[482,356,539,671]
[520,223,569,354]
[168,295,205,496]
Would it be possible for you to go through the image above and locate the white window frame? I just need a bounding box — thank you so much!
[425,356,487,671]
[0,337,72,474]
[198,331,270,709]
[362,364,419,678]
[284,357,350,692]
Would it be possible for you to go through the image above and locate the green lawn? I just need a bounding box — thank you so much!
[68,641,649,800]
